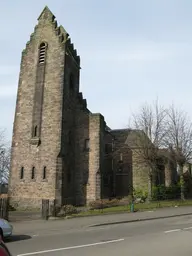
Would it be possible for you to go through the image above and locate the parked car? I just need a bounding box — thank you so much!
[0,219,13,240]
[0,235,12,255]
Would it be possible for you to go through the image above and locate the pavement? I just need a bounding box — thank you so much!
[9,211,41,222]
[5,206,192,256]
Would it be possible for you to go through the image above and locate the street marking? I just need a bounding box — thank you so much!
[164,229,181,233]
[183,227,192,230]
[17,238,125,256]
[164,226,192,234]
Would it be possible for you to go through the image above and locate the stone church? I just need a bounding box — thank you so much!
[8,7,177,210]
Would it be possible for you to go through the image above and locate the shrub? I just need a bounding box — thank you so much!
[89,199,120,210]
[89,200,105,210]
[50,205,61,217]
[8,204,16,211]
[134,189,148,201]
[108,198,120,207]
[166,184,180,199]
[57,204,78,217]
[152,186,160,200]
[118,196,131,205]
[152,184,181,200]
[154,184,166,200]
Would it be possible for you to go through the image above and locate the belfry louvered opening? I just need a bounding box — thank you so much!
[39,43,46,64]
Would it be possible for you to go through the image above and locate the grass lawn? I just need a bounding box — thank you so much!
[73,200,192,217]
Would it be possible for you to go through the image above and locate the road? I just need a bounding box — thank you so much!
[5,213,192,256]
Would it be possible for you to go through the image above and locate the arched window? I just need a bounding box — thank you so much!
[43,166,46,179]
[20,167,24,179]
[38,43,46,64]
[31,167,35,179]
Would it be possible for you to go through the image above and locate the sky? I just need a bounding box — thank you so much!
[1,0,192,142]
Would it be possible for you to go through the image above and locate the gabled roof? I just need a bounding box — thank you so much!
[110,129,131,145]
[110,128,153,149]
[38,6,55,21]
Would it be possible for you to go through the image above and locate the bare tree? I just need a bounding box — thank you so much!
[129,99,167,200]
[164,105,192,200]
[0,148,10,184]
[0,129,10,186]
[0,129,6,150]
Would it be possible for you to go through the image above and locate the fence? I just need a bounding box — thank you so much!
[41,199,57,220]
[41,199,49,220]
[0,198,9,220]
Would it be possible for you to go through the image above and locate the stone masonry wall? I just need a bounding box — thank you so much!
[132,150,149,192]
[110,130,133,197]
[164,162,173,187]
[59,37,81,206]
[9,8,67,209]
[102,132,113,198]
[86,114,105,203]
[74,101,90,206]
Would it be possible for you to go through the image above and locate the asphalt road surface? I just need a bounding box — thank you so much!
[6,213,192,256]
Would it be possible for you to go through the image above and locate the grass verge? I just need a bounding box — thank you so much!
[71,200,192,217]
